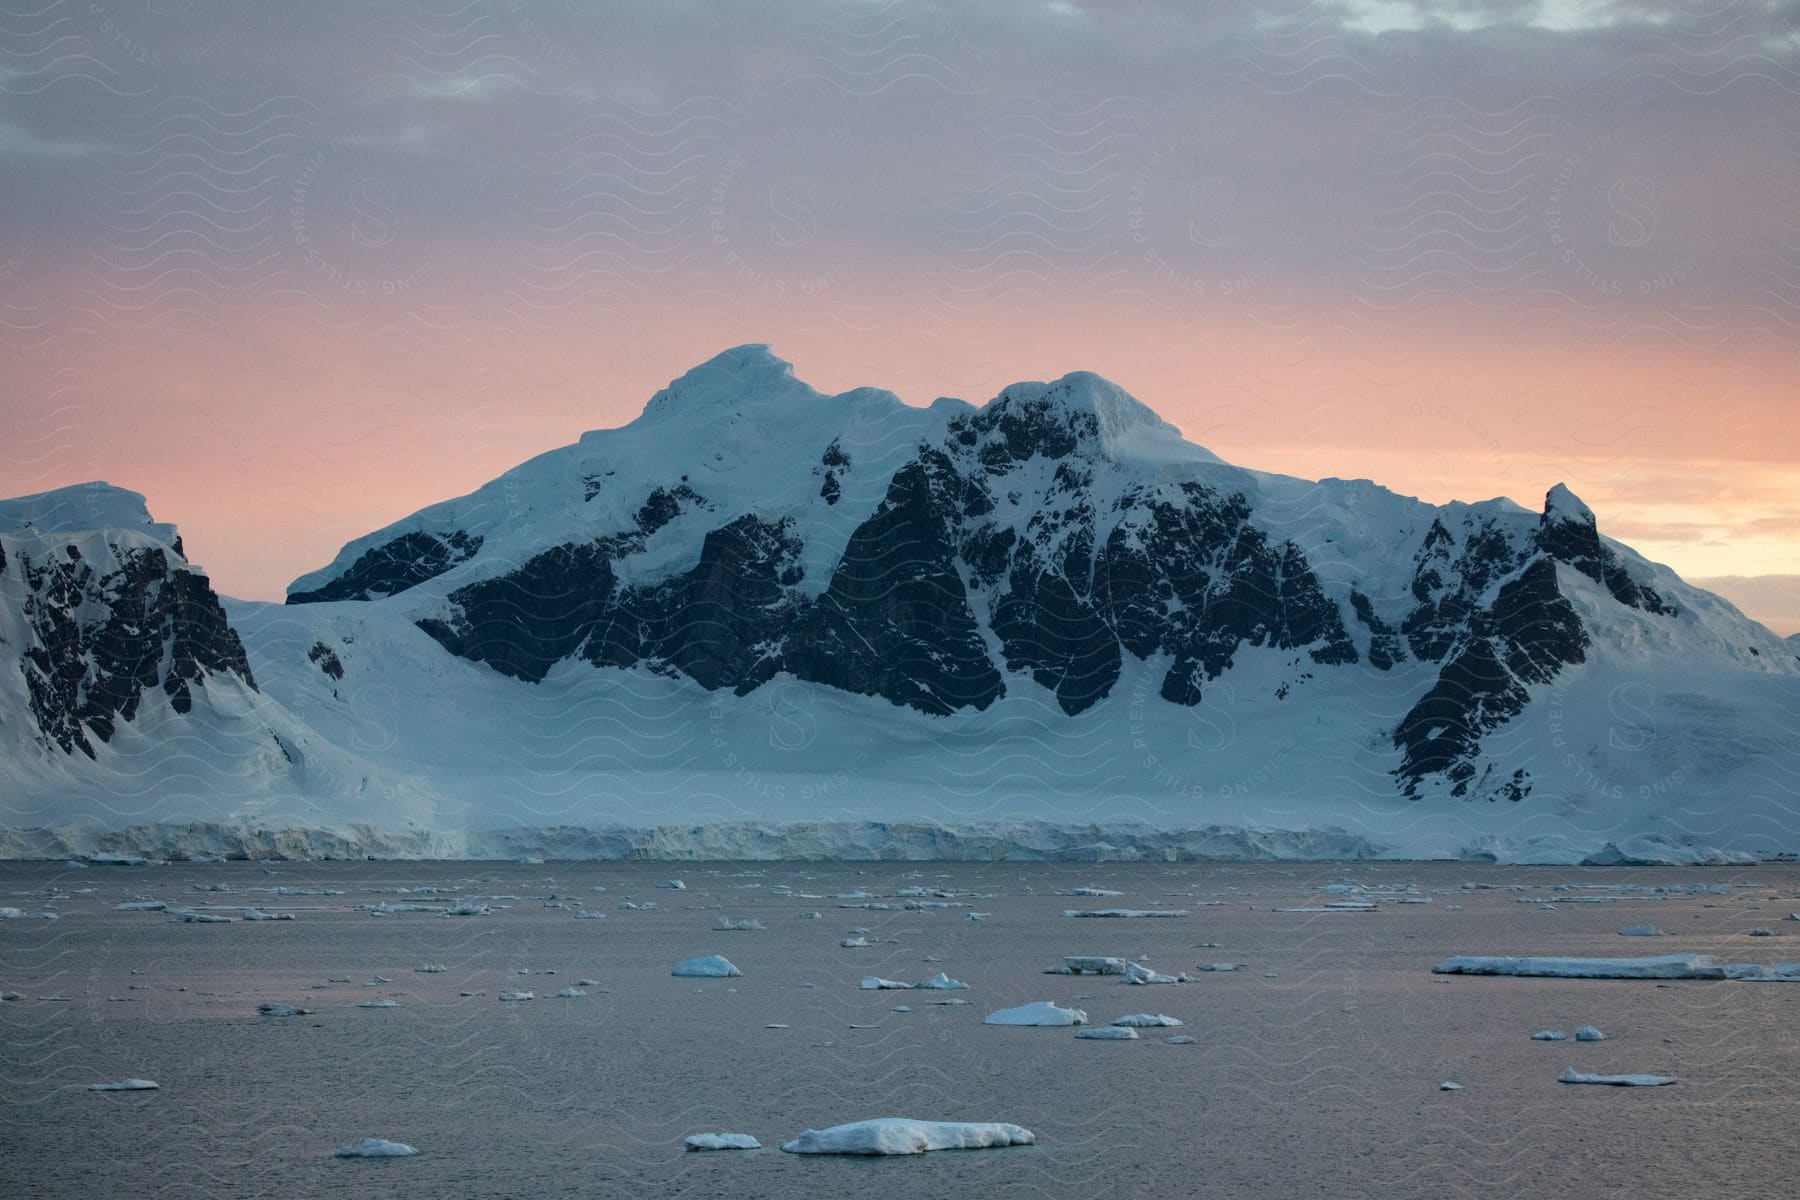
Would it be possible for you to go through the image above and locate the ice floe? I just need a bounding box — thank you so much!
[1617,926,1662,937]
[1063,908,1186,919]
[1112,1013,1183,1027]
[258,1002,313,1016]
[1439,1082,1463,1091]
[861,977,913,990]
[685,1133,761,1151]
[916,973,968,990]
[1559,1068,1675,1087]
[984,1001,1088,1026]
[357,999,399,1008]
[779,1118,1034,1155]
[1075,1026,1137,1040]
[1531,1030,1567,1041]
[1045,956,1129,976]
[716,918,765,931]
[88,1078,158,1091]
[335,1138,417,1157]
[1432,954,1724,980]
[673,955,741,978]
[115,900,166,911]
[1574,1025,1606,1041]
[1125,963,1185,985]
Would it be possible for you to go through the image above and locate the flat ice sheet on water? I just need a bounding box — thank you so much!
[336,1138,418,1157]
[88,1078,158,1091]
[672,955,741,978]
[984,1001,1088,1026]
[1560,1068,1675,1087]
[685,1133,761,1151]
[1432,954,1723,979]
[780,1118,1035,1156]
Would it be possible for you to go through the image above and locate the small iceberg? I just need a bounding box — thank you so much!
[415,964,446,973]
[673,955,741,978]
[1075,1027,1137,1040]
[554,987,585,998]
[1531,1030,1567,1041]
[780,1118,1034,1156]
[1617,926,1662,937]
[1574,1025,1606,1041]
[1045,956,1129,976]
[499,991,534,1002]
[258,1002,313,1017]
[915,973,968,990]
[861,977,913,990]
[1113,1013,1183,1027]
[444,904,490,917]
[88,1078,158,1091]
[984,1001,1088,1027]
[660,880,687,890]
[1559,1068,1675,1087]
[685,1133,761,1151]
[115,900,166,912]
[1125,963,1185,985]
[1432,954,1723,980]
[241,909,292,921]
[1439,1082,1463,1091]
[1166,1035,1197,1045]
[1063,909,1186,919]
[357,999,399,1008]
[716,918,765,931]
[335,1138,417,1157]
[171,911,232,923]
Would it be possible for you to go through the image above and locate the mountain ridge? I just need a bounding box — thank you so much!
[3,346,1796,862]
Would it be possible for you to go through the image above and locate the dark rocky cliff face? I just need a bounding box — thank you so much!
[288,530,482,603]
[5,537,254,758]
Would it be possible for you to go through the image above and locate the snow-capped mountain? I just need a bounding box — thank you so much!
[5,347,1798,863]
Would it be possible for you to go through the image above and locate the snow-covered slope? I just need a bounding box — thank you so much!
[4,348,1798,862]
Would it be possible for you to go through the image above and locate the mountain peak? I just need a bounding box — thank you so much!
[1543,482,1595,525]
[638,344,816,422]
[980,370,1209,464]
[0,481,168,540]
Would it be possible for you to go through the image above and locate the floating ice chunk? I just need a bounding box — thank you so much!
[170,910,231,923]
[357,999,398,1008]
[90,853,148,867]
[575,978,598,987]
[241,908,292,921]
[966,913,989,921]
[1112,1013,1183,1027]
[1531,1030,1567,1041]
[258,1002,313,1017]
[1574,1026,1606,1041]
[892,1005,911,1012]
[984,1001,1088,1026]
[1559,1068,1675,1087]
[673,955,741,978]
[499,991,534,1002]
[780,1118,1034,1155]
[1432,954,1724,980]
[861,977,913,990]
[415,964,446,973]
[660,880,687,890]
[841,937,872,948]
[444,904,489,917]
[716,918,765,931]
[1195,963,1239,973]
[1617,926,1662,937]
[1749,928,1775,937]
[1720,962,1800,981]
[115,900,166,911]
[1063,909,1186,919]
[685,1133,761,1151]
[1166,1035,1196,1045]
[1124,963,1184,985]
[89,1078,158,1091]
[1076,1026,1137,1040]
[1439,1082,1463,1091]
[1064,887,1124,897]
[916,973,968,990]
[1048,956,1129,976]
[335,1138,417,1157]
[555,987,585,998]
